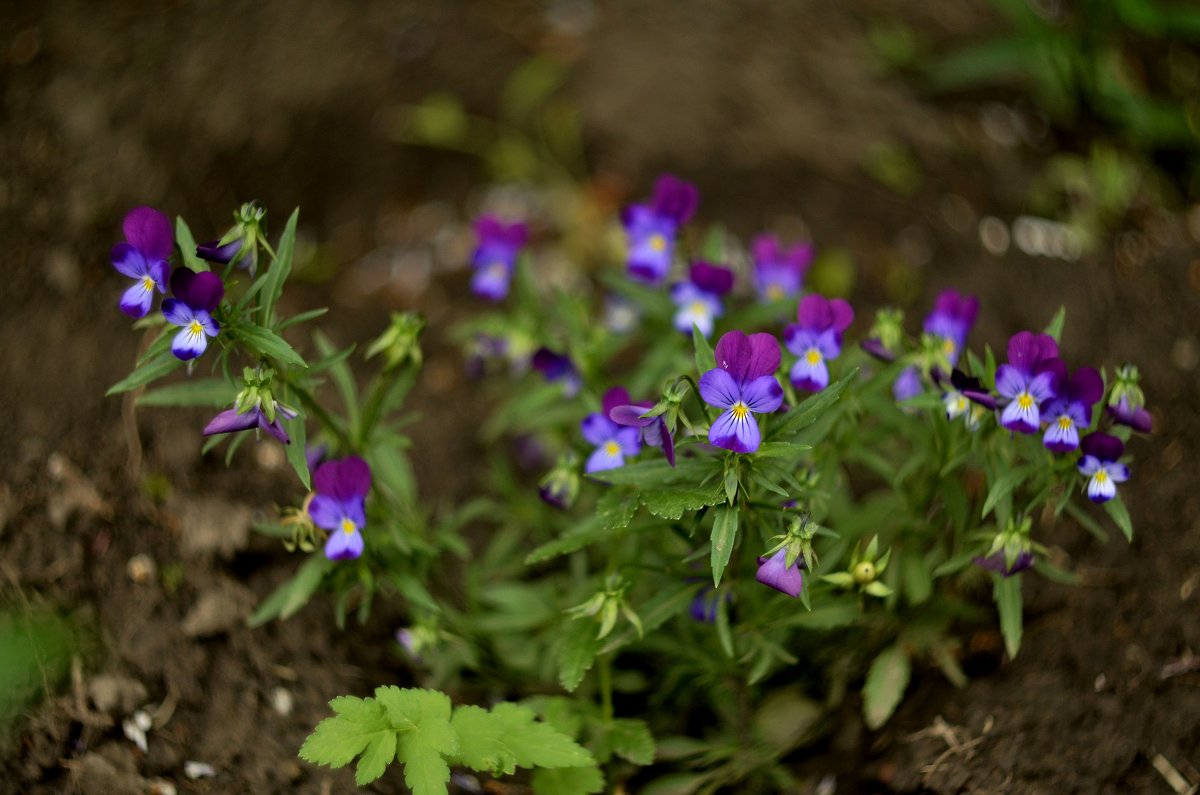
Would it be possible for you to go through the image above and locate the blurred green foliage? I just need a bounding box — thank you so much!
[0,607,78,732]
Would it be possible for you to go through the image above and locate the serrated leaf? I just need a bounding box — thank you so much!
[262,208,298,327]
[596,489,639,532]
[531,764,605,795]
[595,457,714,488]
[137,378,236,408]
[709,505,739,587]
[600,582,701,654]
[594,718,655,766]
[375,687,457,748]
[693,324,716,375]
[106,352,183,396]
[450,702,593,775]
[398,730,451,795]
[557,618,601,691]
[525,515,609,565]
[235,324,307,368]
[862,644,910,730]
[640,486,724,520]
[1103,496,1134,542]
[355,731,398,786]
[299,696,391,769]
[767,369,857,440]
[994,573,1023,658]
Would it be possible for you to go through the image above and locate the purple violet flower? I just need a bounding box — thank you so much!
[671,261,733,337]
[893,367,923,402]
[203,403,297,444]
[531,347,581,397]
[700,331,784,454]
[582,387,643,473]
[1039,362,1103,453]
[973,550,1034,577]
[196,239,253,272]
[784,295,854,392]
[1108,397,1153,433]
[923,289,979,366]
[1077,433,1130,503]
[469,215,528,302]
[951,369,998,410]
[755,549,805,597]
[689,586,728,623]
[308,456,372,561]
[162,268,224,361]
[610,402,676,467]
[111,207,173,318]
[752,234,813,302]
[860,337,896,363]
[621,174,699,284]
[995,331,1061,434]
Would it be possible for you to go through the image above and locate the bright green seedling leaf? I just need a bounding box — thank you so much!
[235,325,307,369]
[136,378,236,408]
[767,369,857,440]
[862,644,911,730]
[106,352,183,396]
[1043,305,1066,343]
[530,765,605,795]
[174,216,207,272]
[299,696,394,785]
[375,687,457,795]
[693,324,716,375]
[449,702,594,775]
[594,718,656,766]
[1103,496,1134,542]
[641,486,724,520]
[994,573,1023,659]
[261,207,299,327]
[710,505,739,586]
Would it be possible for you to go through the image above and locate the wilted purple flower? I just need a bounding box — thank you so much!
[531,347,581,397]
[671,261,733,337]
[700,331,784,454]
[689,586,728,623]
[610,401,675,467]
[469,215,528,301]
[162,268,224,361]
[582,387,642,473]
[923,289,979,366]
[973,549,1034,577]
[893,366,923,402]
[621,174,699,284]
[203,403,297,444]
[1039,363,1103,453]
[112,207,173,318]
[860,337,896,362]
[752,234,813,302]
[196,238,253,271]
[951,369,998,411]
[755,549,804,597]
[1108,396,1153,433]
[785,295,854,392]
[308,456,372,561]
[1078,433,1130,503]
[995,331,1060,433]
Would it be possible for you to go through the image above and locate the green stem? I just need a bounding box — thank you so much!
[598,655,614,723]
[289,383,355,452]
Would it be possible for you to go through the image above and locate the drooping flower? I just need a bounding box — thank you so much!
[621,174,699,284]
[308,456,372,561]
[995,331,1060,433]
[670,261,733,337]
[531,347,581,397]
[197,201,264,275]
[469,215,528,301]
[203,403,296,444]
[610,401,675,467]
[784,295,854,392]
[700,331,784,454]
[973,549,1034,576]
[861,308,904,363]
[111,207,173,318]
[1077,433,1130,503]
[1107,365,1152,432]
[162,268,224,361]
[755,549,805,597]
[1108,396,1153,434]
[922,289,979,367]
[751,234,813,302]
[1039,363,1103,453]
[951,369,998,410]
[582,387,642,473]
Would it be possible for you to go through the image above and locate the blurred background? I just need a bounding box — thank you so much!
[2,1,1199,792]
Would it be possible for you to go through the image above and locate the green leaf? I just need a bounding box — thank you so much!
[278,306,329,331]
[903,553,932,605]
[1103,496,1134,542]
[772,601,859,630]
[398,730,451,795]
[235,325,307,368]
[862,644,911,730]
[500,56,566,122]
[525,516,608,565]
[1043,305,1066,343]
[692,324,716,375]
[980,464,1034,520]
[596,490,639,532]
[106,352,183,396]
[450,702,593,775]
[594,718,655,766]
[557,618,601,691]
[531,764,605,795]
[640,485,724,520]
[752,441,813,460]
[262,208,299,327]
[374,688,456,795]
[249,555,331,627]
[709,505,739,587]
[299,696,391,774]
[281,410,310,490]
[174,216,207,272]
[767,369,857,440]
[136,378,236,408]
[597,457,714,488]
[994,573,1023,659]
[355,731,398,786]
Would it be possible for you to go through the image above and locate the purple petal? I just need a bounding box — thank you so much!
[614,426,642,456]
[581,413,619,446]
[1069,367,1104,406]
[161,298,193,327]
[994,364,1027,400]
[893,367,923,402]
[714,331,781,384]
[796,294,832,330]
[689,261,734,296]
[610,405,655,428]
[999,398,1039,434]
[1007,331,1058,372]
[197,239,242,264]
[170,268,224,313]
[1080,432,1124,463]
[171,324,209,360]
[315,456,372,501]
[1108,399,1152,433]
[586,443,626,473]
[260,415,292,445]
[470,263,511,301]
[122,206,174,261]
[789,356,829,392]
[308,494,344,531]
[111,243,149,279]
[601,387,634,417]
[325,527,364,561]
[828,299,854,333]
[709,407,760,453]
[650,174,699,224]
[860,338,895,362]
[751,234,782,265]
[119,280,155,318]
[973,550,1033,577]
[755,549,804,597]
[659,420,676,467]
[740,376,784,413]
[698,368,740,410]
[203,407,260,436]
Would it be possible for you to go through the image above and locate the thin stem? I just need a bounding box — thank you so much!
[289,383,355,452]
[598,655,614,723]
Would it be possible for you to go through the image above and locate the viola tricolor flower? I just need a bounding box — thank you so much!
[892,366,923,403]
[973,549,1034,577]
[1108,396,1153,433]
[1039,363,1103,453]
[111,207,173,318]
[582,387,643,473]
[755,549,804,597]
[751,234,813,302]
[700,331,784,454]
[923,289,979,366]
[531,347,581,397]
[469,215,528,301]
[671,261,733,337]
[162,268,224,361]
[203,403,297,444]
[1077,433,1130,503]
[785,295,854,392]
[610,401,675,467]
[995,331,1060,433]
[198,201,264,274]
[621,174,698,284]
[308,456,372,561]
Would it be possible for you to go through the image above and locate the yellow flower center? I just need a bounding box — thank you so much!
[649,234,667,253]
[954,397,967,413]
[730,401,750,421]
[1094,469,1109,484]
[188,320,204,337]
[805,348,822,365]
[1017,392,1034,410]
[485,262,507,279]
[1057,415,1073,430]
[942,338,957,356]
[689,300,709,315]
[340,517,357,535]
[766,284,784,301]
[141,275,156,292]
[604,440,621,456]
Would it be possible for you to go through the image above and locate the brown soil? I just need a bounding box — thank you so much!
[2,1,1197,793]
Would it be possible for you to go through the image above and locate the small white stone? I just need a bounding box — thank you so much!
[270,686,294,717]
[978,216,1010,256]
[184,761,216,779]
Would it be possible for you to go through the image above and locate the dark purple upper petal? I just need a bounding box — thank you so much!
[1068,367,1104,407]
[531,348,576,383]
[122,206,174,261]
[714,331,781,384]
[796,294,854,333]
[1006,331,1059,373]
[601,387,634,417]
[930,289,979,329]
[473,215,529,249]
[689,261,734,296]
[314,455,372,502]
[169,268,225,313]
[650,174,699,225]
[1080,432,1124,463]
[197,239,242,264]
